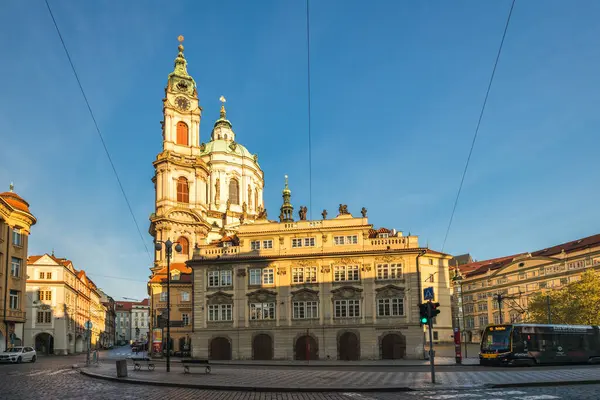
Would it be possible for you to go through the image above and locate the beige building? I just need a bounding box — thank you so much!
[187,180,453,360]
[0,184,36,351]
[24,254,107,355]
[149,264,193,354]
[453,233,600,343]
[148,38,266,348]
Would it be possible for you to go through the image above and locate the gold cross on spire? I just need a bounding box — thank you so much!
[178,35,184,43]
[219,95,226,104]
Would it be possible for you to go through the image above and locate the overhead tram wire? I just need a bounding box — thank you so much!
[441,0,516,252]
[44,0,152,262]
[306,0,313,219]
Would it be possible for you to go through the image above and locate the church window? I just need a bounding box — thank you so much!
[224,134,228,140]
[176,122,189,145]
[177,236,189,256]
[176,177,189,203]
[229,178,239,205]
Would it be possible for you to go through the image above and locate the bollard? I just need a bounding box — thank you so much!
[116,359,128,378]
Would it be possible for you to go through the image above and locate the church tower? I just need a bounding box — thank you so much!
[150,36,211,271]
[149,36,266,272]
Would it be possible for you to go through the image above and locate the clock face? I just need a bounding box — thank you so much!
[175,96,190,111]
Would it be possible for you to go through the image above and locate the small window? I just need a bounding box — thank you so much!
[433,331,439,341]
[39,272,45,279]
[182,313,190,326]
[11,257,21,277]
[46,272,52,280]
[181,291,190,302]
[12,228,23,246]
[9,290,19,309]
[251,240,261,250]
[262,240,273,249]
[229,179,240,205]
[160,292,167,302]
[177,236,189,255]
[176,121,189,145]
[176,177,189,203]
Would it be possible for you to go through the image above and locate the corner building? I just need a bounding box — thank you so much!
[188,190,453,360]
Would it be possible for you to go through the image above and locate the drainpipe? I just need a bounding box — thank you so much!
[416,249,427,359]
[3,225,10,350]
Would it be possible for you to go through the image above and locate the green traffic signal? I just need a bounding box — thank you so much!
[420,316,428,324]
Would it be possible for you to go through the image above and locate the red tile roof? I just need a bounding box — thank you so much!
[28,254,72,267]
[0,191,32,214]
[462,233,600,278]
[115,299,150,310]
[149,263,192,283]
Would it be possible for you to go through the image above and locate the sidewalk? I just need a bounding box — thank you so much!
[206,356,479,367]
[80,362,600,392]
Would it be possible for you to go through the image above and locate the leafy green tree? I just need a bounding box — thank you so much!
[527,270,600,325]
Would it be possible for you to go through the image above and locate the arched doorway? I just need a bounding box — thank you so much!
[295,335,318,360]
[35,333,54,355]
[381,333,406,359]
[75,335,84,353]
[338,332,360,361]
[252,334,273,360]
[209,337,231,360]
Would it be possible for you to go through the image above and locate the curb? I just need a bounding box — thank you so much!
[79,369,414,392]
[206,361,479,368]
[488,379,600,389]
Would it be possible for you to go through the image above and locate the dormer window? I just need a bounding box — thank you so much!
[378,233,389,238]
[171,270,181,281]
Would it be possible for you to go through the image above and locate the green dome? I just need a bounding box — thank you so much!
[200,140,258,163]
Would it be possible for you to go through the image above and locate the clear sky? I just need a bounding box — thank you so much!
[1,1,599,301]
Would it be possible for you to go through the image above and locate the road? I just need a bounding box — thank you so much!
[1,348,599,399]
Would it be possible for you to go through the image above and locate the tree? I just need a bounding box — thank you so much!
[528,271,600,325]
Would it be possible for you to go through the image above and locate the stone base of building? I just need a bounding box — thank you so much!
[191,325,425,361]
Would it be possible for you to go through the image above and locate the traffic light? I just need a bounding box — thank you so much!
[431,302,441,319]
[419,303,429,325]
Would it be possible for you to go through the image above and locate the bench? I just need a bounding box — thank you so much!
[181,359,211,374]
[130,357,155,371]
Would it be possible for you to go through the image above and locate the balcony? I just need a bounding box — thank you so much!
[5,309,26,322]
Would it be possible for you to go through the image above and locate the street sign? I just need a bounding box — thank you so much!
[84,320,93,330]
[424,286,434,301]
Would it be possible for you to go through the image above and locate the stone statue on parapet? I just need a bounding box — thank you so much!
[257,205,268,220]
[338,204,349,215]
[321,209,327,219]
[361,207,367,217]
[299,206,308,221]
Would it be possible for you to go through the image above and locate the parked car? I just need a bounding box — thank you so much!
[0,347,36,363]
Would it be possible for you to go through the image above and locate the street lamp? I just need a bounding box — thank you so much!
[154,238,182,372]
[451,273,468,359]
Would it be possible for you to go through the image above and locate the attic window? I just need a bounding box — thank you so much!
[378,233,389,238]
[171,270,181,280]
[518,262,525,267]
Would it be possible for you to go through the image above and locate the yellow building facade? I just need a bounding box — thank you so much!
[0,184,36,351]
[188,189,453,360]
[453,233,600,343]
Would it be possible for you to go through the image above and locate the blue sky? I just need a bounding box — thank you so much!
[1,0,599,301]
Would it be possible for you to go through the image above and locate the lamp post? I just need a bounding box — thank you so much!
[452,273,467,359]
[154,238,182,372]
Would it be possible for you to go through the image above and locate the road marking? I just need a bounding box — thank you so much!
[423,394,482,399]
[342,394,378,400]
[27,370,51,376]
[48,369,69,375]
[515,396,559,400]
[486,392,526,396]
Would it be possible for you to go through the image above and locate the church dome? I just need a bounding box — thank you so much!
[200,140,257,164]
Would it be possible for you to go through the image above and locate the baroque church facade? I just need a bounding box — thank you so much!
[148,38,453,360]
[148,37,266,351]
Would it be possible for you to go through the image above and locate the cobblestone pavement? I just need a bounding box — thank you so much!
[0,370,599,400]
[83,362,600,390]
